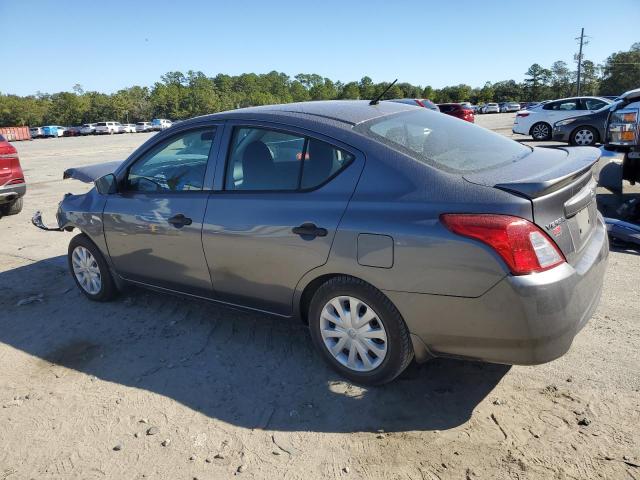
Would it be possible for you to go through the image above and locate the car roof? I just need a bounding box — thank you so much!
[188,100,417,129]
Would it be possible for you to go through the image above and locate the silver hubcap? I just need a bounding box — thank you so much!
[72,246,102,295]
[574,129,594,145]
[320,296,388,372]
[532,124,549,139]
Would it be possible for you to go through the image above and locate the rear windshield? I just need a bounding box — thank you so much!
[438,104,458,113]
[356,109,531,174]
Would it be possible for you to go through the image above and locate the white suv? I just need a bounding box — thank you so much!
[95,122,122,135]
[513,96,612,140]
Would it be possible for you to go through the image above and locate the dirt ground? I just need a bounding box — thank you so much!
[1,114,639,480]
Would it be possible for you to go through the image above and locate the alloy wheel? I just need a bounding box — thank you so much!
[319,296,388,372]
[532,123,550,140]
[71,246,102,295]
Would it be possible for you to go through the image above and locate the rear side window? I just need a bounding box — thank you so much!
[225,127,354,191]
[357,109,531,174]
[97,122,107,126]
[544,100,580,111]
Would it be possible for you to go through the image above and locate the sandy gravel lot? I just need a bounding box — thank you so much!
[1,115,639,480]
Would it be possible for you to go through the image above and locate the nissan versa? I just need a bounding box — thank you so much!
[33,100,609,385]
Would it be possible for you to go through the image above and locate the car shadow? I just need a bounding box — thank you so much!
[0,256,509,434]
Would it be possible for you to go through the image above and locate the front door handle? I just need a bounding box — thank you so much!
[168,214,192,228]
[292,222,327,238]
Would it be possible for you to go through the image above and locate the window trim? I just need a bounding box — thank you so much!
[221,124,356,194]
[121,126,218,194]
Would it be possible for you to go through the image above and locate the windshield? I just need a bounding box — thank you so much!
[356,109,531,174]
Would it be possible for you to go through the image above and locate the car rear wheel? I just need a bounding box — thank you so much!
[1,197,23,216]
[308,276,414,385]
[68,234,118,302]
[531,122,552,141]
[570,126,598,146]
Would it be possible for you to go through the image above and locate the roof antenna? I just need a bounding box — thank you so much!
[369,79,398,105]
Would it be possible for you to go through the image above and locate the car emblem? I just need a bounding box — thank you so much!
[545,217,566,232]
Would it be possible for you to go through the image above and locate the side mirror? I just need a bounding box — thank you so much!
[95,173,118,195]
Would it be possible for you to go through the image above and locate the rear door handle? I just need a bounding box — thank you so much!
[168,214,192,228]
[292,222,327,238]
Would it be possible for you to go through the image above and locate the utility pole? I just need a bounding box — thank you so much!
[575,28,585,96]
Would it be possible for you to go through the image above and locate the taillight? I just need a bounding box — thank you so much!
[0,143,18,157]
[516,112,530,117]
[440,214,565,275]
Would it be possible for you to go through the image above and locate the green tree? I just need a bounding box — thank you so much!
[599,43,640,95]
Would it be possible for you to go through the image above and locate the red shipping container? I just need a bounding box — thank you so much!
[0,126,32,141]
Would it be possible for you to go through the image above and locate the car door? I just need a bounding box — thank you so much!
[544,98,583,123]
[103,125,221,297]
[202,122,364,315]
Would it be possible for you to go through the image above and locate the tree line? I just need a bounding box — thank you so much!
[1,43,638,127]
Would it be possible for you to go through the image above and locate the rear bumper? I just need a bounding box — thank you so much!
[0,182,26,204]
[386,214,609,365]
[512,124,528,135]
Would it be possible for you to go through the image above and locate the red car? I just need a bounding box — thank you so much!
[0,134,26,216]
[437,103,475,123]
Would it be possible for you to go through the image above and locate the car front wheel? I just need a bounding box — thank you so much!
[570,126,598,146]
[68,234,118,301]
[308,276,414,385]
[531,122,552,141]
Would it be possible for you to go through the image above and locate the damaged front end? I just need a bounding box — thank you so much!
[32,161,121,233]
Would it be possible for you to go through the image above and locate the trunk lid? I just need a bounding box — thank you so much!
[464,146,601,263]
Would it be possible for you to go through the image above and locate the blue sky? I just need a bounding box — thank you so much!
[3,0,639,96]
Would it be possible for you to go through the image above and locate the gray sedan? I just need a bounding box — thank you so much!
[34,100,608,385]
[552,105,612,146]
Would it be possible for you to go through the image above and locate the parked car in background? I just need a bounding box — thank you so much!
[151,118,172,131]
[482,103,500,114]
[513,96,612,140]
[42,126,66,138]
[80,123,97,135]
[33,100,608,385]
[552,103,613,146]
[437,103,474,122]
[95,122,122,135]
[0,134,26,217]
[502,102,521,113]
[29,127,43,138]
[135,122,153,132]
[63,127,82,137]
[119,123,137,133]
[386,99,440,111]
[522,102,540,110]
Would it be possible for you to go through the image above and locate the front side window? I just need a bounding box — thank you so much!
[127,128,216,193]
[584,99,608,110]
[225,127,354,191]
[357,109,530,173]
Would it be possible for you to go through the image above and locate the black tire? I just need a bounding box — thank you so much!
[530,122,552,141]
[570,126,598,146]
[68,234,118,302]
[308,276,414,385]
[1,197,23,216]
